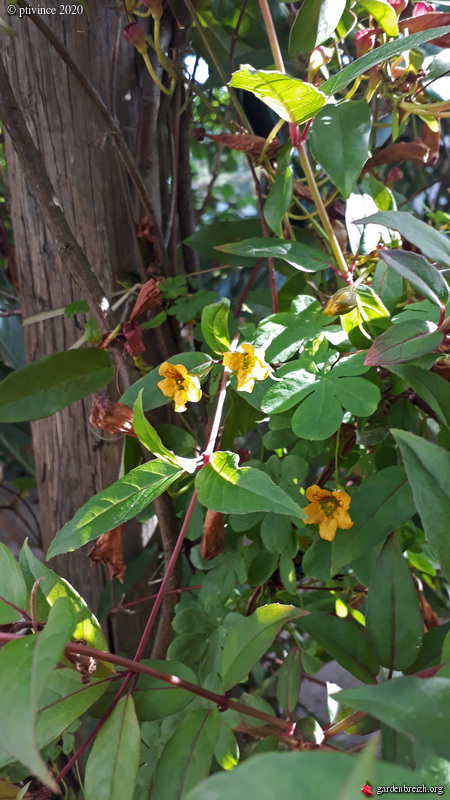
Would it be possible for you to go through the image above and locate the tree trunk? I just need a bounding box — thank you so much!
[2,2,187,654]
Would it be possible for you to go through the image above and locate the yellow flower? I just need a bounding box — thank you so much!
[222,343,270,393]
[303,484,353,542]
[157,362,202,413]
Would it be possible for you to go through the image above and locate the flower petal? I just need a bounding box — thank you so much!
[333,489,351,510]
[333,507,354,530]
[304,502,325,525]
[319,517,338,541]
[158,377,176,398]
[306,485,332,503]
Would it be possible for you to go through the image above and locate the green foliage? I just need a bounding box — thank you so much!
[2,1,450,797]
[0,349,114,422]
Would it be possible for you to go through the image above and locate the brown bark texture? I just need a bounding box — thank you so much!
[2,2,188,654]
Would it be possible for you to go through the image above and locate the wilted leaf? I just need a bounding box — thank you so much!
[128,279,161,323]
[89,524,126,583]
[195,131,282,159]
[200,509,226,561]
[89,398,136,437]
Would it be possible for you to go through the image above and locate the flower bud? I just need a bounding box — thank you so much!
[355,28,377,57]
[323,286,358,317]
[387,0,409,14]
[412,2,435,14]
[123,23,148,56]
[308,46,333,83]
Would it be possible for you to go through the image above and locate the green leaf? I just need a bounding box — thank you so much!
[261,373,317,414]
[19,541,112,676]
[133,392,197,473]
[222,604,307,690]
[0,598,75,790]
[201,299,231,355]
[152,708,220,800]
[195,452,304,518]
[277,648,302,713]
[279,552,297,594]
[337,677,450,762]
[332,466,414,573]
[292,381,343,440]
[404,622,450,675]
[0,543,27,624]
[322,27,450,95]
[296,611,379,684]
[331,376,380,417]
[229,66,327,125]
[365,320,443,366]
[184,220,262,265]
[310,100,372,198]
[63,300,89,318]
[214,721,239,771]
[35,669,108,755]
[261,513,293,554]
[184,750,431,800]
[389,364,450,430]
[366,534,423,671]
[0,349,114,423]
[392,430,450,581]
[47,460,183,558]
[120,353,213,411]
[289,0,346,56]
[356,211,450,265]
[84,695,140,800]
[264,148,294,236]
[215,238,330,273]
[379,250,449,307]
[133,660,198,721]
[358,0,398,36]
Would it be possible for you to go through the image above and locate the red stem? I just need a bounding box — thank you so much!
[117,583,202,611]
[0,595,31,620]
[133,490,198,661]
[0,632,292,732]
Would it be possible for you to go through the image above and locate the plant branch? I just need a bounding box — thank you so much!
[0,633,292,732]
[296,143,349,276]
[324,710,366,738]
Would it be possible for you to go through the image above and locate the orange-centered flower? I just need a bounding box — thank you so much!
[222,343,270,393]
[157,362,202,413]
[304,485,354,542]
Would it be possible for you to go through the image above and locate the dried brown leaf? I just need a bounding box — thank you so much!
[200,509,225,561]
[66,638,98,684]
[129,278,161,323]
[365,140,431,169]
[89,523,126,583]
[199,132,282,159]
[89,398,136,438]
[421,120,441,168]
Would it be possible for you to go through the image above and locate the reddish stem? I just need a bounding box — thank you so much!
[234,258,264,319]
[117,583,202,611]
[0,595,31,620]
[438,305,446,327]
[133,490,199,661]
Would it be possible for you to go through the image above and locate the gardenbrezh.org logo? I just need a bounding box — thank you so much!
[361,784,445,795]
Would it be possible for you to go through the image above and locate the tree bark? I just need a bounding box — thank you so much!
[2,2,183,654]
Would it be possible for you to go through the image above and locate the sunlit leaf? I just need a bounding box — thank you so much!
[229,66,326,125]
